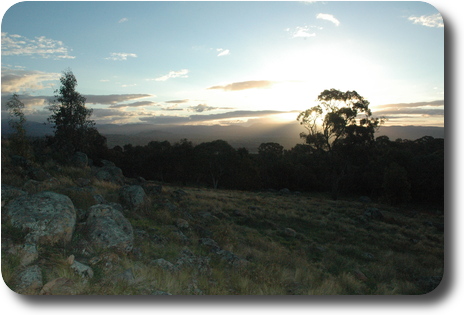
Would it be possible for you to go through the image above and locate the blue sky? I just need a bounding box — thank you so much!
[1,1,444,127]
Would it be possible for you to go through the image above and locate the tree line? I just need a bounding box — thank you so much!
[5,70,444,206]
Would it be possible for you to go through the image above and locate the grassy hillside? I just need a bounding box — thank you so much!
[1,149,443,295]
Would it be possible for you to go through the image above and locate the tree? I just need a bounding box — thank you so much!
[297,89,384,152]
[297,89,385,199]
[6,93,31,157]
[48,70,96,157]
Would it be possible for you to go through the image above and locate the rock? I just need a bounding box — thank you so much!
[176,249,211,276]
[283,227,297,237]
[72,152,88,168]
[27,167,51,181]
[199,238,220,252]
[6,191,76,245]
[20,243,39,266]
[176,218,189,229]
[22,177,61,194]
[75,177,92,187]
[150,290,172,295]
[15,265,43,294]
[120,185,148,210]
[352,269,368,282]
[86,204,134,253]
[172,189,188,200]
[70,260,94,278]
[40,277,76,295]
[151,258,178,272]
[279,188,291,194]
[95,164,124,185]
[363,207,384,221]
[1,184,26,206]
[359,196,372,203]
[113,268,136,284]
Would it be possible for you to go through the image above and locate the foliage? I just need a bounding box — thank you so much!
[47,70,106,161]
[5,94,32,157]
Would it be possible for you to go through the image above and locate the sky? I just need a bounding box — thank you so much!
[1,1,444,127]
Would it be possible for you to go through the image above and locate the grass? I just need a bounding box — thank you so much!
[1,155,444,295]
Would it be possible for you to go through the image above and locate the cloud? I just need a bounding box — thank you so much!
[217,48,230,57]
[373,100,444,118]
[1,68,60,93]
[1,32,75,59]
[188,104,218,113]
[138,110,293,125]
[375,100,444,109]
[289,26,317,38]
[316,13,340,26]
[208,80,275,91]
[118,17,128,23]
[408,13,444,28]
[105,52,138,61]
[150,69,189,82]
[84,94,155,105]
[165,99,190,104]
[109,101,158,108]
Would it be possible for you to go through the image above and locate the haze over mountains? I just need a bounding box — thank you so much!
[1,119,445,153]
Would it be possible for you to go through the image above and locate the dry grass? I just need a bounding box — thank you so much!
[2,165,444,295]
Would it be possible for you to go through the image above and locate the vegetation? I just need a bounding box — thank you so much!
[5,93,32,158]
[1,71,444,294]
[47,70,107,161]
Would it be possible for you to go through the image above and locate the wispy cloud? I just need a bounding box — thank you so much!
[165,99,190,104]
[217,48,230,57]
[408,13,444,28]
[118,17,128,23]
[373,100,444,119]
[208,80,275,91]
[1,32,75,59]
[109,101,158,108]
[105,52,137,61]
[150,69,189,82]
[1,68,60,93]
[288,26,317,38]
[85,94,155,105]
[316,13,340,26]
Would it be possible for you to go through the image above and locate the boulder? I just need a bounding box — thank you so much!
[1,184,26,207]
[40,277,76,295]
[15,265,43,294]
[120,185,148,210]
[363,207,384,221]
[86,204,134,253]
[72,152,88,168]
[95,165,124,185]
[6,191,76,245]
[70,260,94,278]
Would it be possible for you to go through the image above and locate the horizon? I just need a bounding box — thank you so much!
[1,1,444,129]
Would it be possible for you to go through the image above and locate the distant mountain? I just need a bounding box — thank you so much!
[1,119,444,152]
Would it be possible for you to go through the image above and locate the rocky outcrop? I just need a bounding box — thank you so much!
[6,191,76,245]
[86,204,134,253]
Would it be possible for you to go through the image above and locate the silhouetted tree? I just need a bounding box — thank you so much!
[48,70,97,159]
[297,89,385,199]
[6,93,32,157]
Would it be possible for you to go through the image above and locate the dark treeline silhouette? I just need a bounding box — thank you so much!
[102,135,443,206]
[4,72,443,208]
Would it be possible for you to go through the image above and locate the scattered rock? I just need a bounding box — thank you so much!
[86,204,134,253]
[72,152,88,168]
[176,218,189,229]
[95,164,124,185]
[40,277,76,295]
[120,185,148,210]
[15,265,43,294]
[113,268,136,284]
[363,207,384,221]
[359,196,372,203]
[70,260,94,278]
[199,238,220,252]
[283,227,297,238]
[151,258,178,272]
[6,191,76,245]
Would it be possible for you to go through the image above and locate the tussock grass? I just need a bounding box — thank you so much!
[2,161,444,295]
